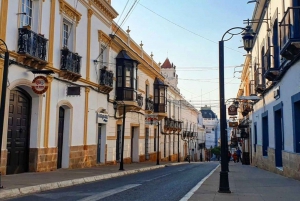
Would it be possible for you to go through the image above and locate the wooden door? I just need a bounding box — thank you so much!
[6,89,30,174]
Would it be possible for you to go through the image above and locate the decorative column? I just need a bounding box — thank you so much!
[83,87,90,149]
[48,0,56,66]
[43,76,53,148]
[0,0,9,40]
[86,9,93,81]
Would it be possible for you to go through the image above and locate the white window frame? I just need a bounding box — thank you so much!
[20,0,33,27]
[61,18,74,51]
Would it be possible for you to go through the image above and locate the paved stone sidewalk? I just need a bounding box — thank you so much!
[188,162,300,201]
[0,161,184,199]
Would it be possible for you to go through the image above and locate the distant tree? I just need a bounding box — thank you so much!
[211,146,221,156]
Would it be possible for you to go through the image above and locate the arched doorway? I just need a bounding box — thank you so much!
[6,88,31,174]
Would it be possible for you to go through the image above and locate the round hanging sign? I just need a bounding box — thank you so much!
[32,76,49,94]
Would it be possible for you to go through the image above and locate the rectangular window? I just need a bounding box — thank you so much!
[146,85,149,99]
[20,0,33,27]
[99,44,106,68]
[125,68,131,87]
[63,23,69,48]
[62,19,73,50]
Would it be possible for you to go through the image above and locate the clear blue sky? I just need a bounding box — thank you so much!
[111,0,255,116]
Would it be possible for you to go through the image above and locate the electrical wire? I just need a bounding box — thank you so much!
[137,2,244,54]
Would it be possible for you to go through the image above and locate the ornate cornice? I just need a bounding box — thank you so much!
[98,30,111,44]
[90,0,118,20]
[59,0,82,25]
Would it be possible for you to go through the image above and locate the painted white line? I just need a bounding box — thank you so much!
[179,164,220,201]
[76,184,141,201]
[145,173,171,182]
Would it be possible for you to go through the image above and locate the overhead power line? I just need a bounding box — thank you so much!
[138,3,244,54]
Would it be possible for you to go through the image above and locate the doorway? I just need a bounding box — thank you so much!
[262,112,269,156]
[6,88,31,174]
[97,124,101,163]
[274,108,283,167]
[57,107,65,169]
[145,128,149,160]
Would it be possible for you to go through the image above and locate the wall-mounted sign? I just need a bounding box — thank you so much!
[228,105,237,115]
[97,112,108,124]
[145,115,158,125]
[273,86,280,100]
[32,76,48,94]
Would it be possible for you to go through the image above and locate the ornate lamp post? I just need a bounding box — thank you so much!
[219,25,255,193]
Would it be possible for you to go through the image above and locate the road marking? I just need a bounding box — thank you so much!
[179,164,220,201]
[144,173,171,182]
[76,184,141,201]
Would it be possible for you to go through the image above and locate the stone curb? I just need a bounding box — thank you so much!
[0,164,169,199]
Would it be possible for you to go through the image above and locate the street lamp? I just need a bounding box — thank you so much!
[218,25,255,193]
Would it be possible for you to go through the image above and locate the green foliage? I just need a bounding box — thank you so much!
[211,146,221,156]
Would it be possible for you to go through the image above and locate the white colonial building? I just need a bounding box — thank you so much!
[0,0,200,175]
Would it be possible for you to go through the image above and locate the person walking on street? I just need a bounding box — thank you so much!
[227,151,231,163]
[233,151,237,163]
[236,147,242,163]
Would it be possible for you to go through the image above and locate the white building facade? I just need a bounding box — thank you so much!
[0,0,200,175]
[238,0,300,180]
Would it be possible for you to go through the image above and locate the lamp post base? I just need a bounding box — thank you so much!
[218,171,231,193]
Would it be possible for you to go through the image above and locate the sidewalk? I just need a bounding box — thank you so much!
[0,161,183,199]
[188,162,300,201]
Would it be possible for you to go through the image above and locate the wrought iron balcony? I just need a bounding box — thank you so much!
[17,27,48,68]
[280,7,300,60]
[254,67,265,93]
[145,98,154,112]
[263,46,280,81]
[60,48,82,81]
[99,68,113,93]
[137,94,143,108]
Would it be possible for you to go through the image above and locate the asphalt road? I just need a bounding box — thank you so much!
[6,162,218,201]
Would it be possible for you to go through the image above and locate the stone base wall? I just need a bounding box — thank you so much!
[0,150,7,175]
[282,151,300,180]
[29,147,58,172]
[123,157,131,164]
[149,152,159,162]
[170,154,178,162]
[161,157,169,162]
[69,145,97,169]
[139,154,145,162]
[253,145,300,180]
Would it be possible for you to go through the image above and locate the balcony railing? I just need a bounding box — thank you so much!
[263,46,281,81]
[249,80,256,96]
[145,98,154,112]
[254,67,265,93]
[280,7,300,60]
[17,27,48,67]
[98,68,113,93]
[100,68,113,87]
[137,94,143,107]
[60,48,82,81]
